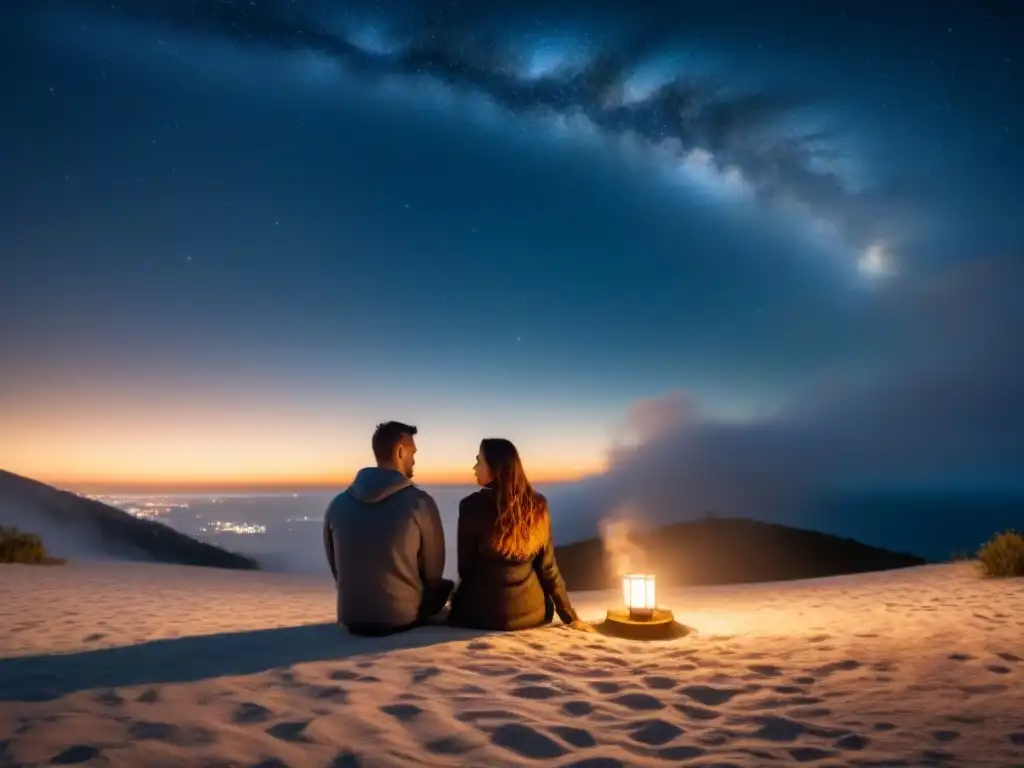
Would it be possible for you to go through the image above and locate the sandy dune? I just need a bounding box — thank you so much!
[2,561,1023,767]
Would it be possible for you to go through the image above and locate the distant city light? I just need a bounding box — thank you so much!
[200,520,267,535]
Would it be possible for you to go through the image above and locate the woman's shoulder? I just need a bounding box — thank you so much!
[459,487,495,512]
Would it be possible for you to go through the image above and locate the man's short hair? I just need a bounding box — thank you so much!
[372,421,418,463]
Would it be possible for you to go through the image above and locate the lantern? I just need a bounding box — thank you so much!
[622,573,656,621]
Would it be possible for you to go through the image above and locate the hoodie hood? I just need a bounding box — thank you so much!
[346,467,414,503]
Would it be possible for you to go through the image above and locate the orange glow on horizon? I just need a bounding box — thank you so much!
[29,462,605,494]
[1,380,614,493]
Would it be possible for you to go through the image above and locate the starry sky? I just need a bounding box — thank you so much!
[1,0,1021,492]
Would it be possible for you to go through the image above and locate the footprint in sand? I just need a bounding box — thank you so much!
[835,733,869,751]
[1008,732,1024,746]
[411,666,442,684]
[695,730,731,747]
[679,685,743,707]
[789,746,836,762]
[82,633,106,642]
[511,684,562,700]
[306,685,349,703]
[949,653,974,662]
[627,718,684,746]
[609,693,664,711]
[232,702,273,724]
[748,664,786,677]
[94,689,124,706]
[329,669,360,681]
[996,652,1022,663]
[812,659,863,676]
[51,745,102,765]
[491,723,568,759]
[424,735,476,756]
[986,665,1012,675]
[931,730,960,743]
[136,688,160,703]
[657,745,706,761]
[251,758,290,768]
[266,720,313,743]
[641,675,676,690]
[749,715,846,742]
[381,703,423,722]
[672,703,720,721]
[327,751,362,767]
[550,725,597,748]
[562,700,594,717]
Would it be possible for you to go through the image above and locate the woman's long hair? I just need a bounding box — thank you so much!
[481,438,549,560]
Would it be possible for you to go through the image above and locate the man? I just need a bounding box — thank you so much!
[323,421,453,636]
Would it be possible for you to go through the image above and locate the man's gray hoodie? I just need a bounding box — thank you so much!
[323,467,447,630]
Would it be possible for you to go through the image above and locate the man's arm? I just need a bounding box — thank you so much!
[416,495,446,589]
[323,515,337,582]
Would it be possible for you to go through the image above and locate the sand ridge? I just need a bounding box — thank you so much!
[1,561,1023,767]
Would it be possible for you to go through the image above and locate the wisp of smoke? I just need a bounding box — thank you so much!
[598,514,648,577]
[554,256,1024,547]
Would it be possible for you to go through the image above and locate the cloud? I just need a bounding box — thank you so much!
[38,0,913,270]
[552,255,1024,538]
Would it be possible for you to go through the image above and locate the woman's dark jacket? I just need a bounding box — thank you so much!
[448,485,578,631]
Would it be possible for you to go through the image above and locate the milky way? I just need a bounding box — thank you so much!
[46,0,907,274]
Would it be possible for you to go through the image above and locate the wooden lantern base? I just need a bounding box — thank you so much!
[599,608,681,640]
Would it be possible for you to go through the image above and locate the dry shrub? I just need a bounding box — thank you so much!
[976,529,1024,578]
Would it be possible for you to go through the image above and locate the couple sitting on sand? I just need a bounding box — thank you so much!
[323,421,595,636]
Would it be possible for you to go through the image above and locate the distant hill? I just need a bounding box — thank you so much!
[0,470,259,570]
[554,516,927,590]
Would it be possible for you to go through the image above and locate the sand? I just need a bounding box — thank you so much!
[2,561,1023,767]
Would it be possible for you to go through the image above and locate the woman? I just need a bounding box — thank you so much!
[448,438,592,632]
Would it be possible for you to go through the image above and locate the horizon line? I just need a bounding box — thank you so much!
[3,468,604,495]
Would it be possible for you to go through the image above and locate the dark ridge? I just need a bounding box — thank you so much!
[554,516,927,590]
[0,470,259,570]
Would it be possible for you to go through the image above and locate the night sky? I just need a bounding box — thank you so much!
[1,0,1021,492]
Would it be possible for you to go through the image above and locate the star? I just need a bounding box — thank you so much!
[858,244,888,276]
